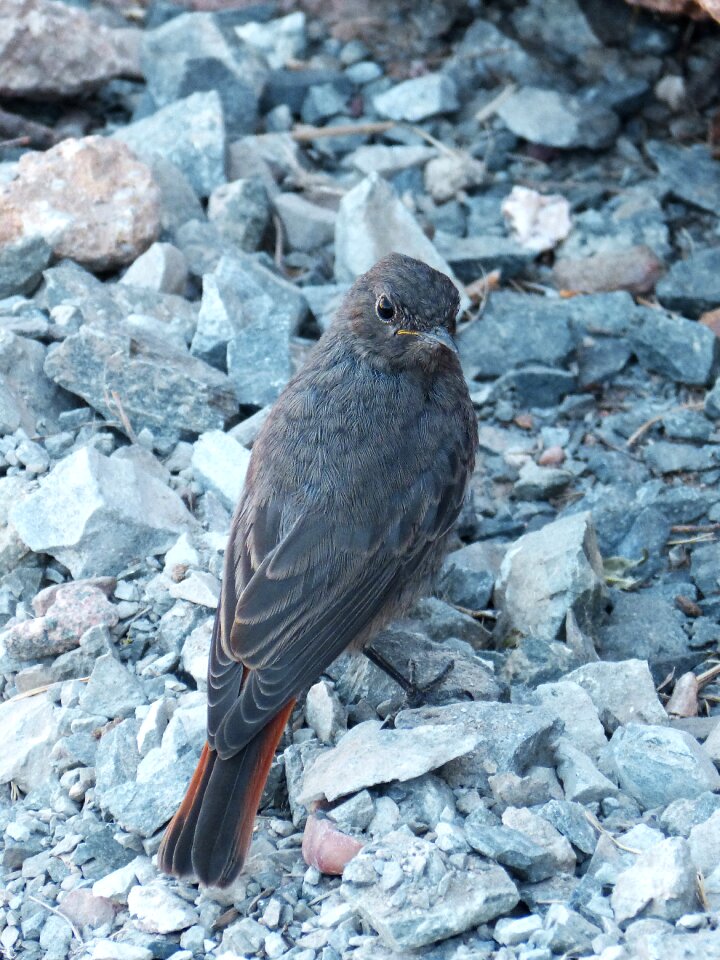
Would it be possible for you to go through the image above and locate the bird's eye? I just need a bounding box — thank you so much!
[375,295,395,323]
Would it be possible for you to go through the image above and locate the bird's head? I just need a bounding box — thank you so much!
[338,253,461,370]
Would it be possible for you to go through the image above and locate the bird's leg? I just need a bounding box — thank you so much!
[408,657,456,694]
[364,646,456,707]
[364,644,415,695]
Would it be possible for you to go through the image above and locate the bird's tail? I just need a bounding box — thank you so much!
[158,699,295,888]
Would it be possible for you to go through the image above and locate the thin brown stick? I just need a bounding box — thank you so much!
[27,896,84,944]
[7,678,89,702]
[583,810,642,855]
[697,662,720,688]
[291,120,396,142]
[697,872,711,912]
[475,83,517,124]
[108,390,137,444]
[625,401,704,449]
[671,523,720,534]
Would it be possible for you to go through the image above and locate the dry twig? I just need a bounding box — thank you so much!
[27,896,84,945]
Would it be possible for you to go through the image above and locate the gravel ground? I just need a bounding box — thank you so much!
[1,1,720,958]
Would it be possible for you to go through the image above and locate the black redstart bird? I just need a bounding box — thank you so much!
[158,252,478,887]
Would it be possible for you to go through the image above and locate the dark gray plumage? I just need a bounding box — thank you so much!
[158,253,478,887]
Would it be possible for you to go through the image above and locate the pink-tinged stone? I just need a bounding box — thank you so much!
[1,580,119,660]
[0,137,160,271]
[58,888,117,931]
[302,814,363,875]
[553,245,664,295]
[538,446,566,466]
[0,0,141,99]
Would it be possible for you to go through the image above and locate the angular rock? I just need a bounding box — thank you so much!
[143,12,267,138]
[302,813,363,875]
[544,903,601,956]
[647,141,720,214]
[301,82,347,124]
[630,305,720,386]
[305,680,346,744]
[553,246,663,295]
[208,178,270,252]
[180,620,212,689]
[334,173,467,307]
[705,719,720,763]
[497,87,619,150]
[555,739,619,803]
[114,91,226,198]
[10,446,193,578]
[299,718,480,805]
[439,540,506,610]
[424,153,485,204]
[0,331,72,434]
[538,799,597,856]
[688,809,720,877]
[341,829,518,950]
[0,0,140,99]
[1,581,118,661]
[691,540,720,597]
[656,248,720,319]
[597,589,689,662]
[456,18,546,87]
[513,461,572,500]
[127,882,197,934]
[512,0,601,55]
[494,915,543,947]
[495,511,606,642]
[100,699,204,836]
[611,837,698,924]
[0,475,30,575]
[347,144,436,177]
[458,291,573,380]
[609,723,720,810]
[169,570,220,608]
[501,806,576,874]
[191,429,251,510]
[0,235,52,299]
[0,694,61,792]
[533,680,607,761]
[274,192,336,252]
[79,653,146,719]
[92,858,144,904]
[373,73,459,122]
[38,259,196,339]
[235,11,306,69]
[502,185,572,254]
[121,242,188,296]
[191,253,304,406]
[58,888,117,931]
[396,701,561,790]
[435,232,534,282]
[0,137,160,272]
[150,158,205,237]
[464,821,562,882]
[88,942,152,960]
[565,659,668,733]
[661,792,720,838]
[44,324,236,448]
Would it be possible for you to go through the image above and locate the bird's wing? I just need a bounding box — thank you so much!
[207,443,470,760]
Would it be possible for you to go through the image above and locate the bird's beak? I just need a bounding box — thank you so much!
[418,325,459,355]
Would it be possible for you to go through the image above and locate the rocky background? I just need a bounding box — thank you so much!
[1,0,720,958]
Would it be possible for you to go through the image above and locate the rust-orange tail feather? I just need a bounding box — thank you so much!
[158,700,295,888]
